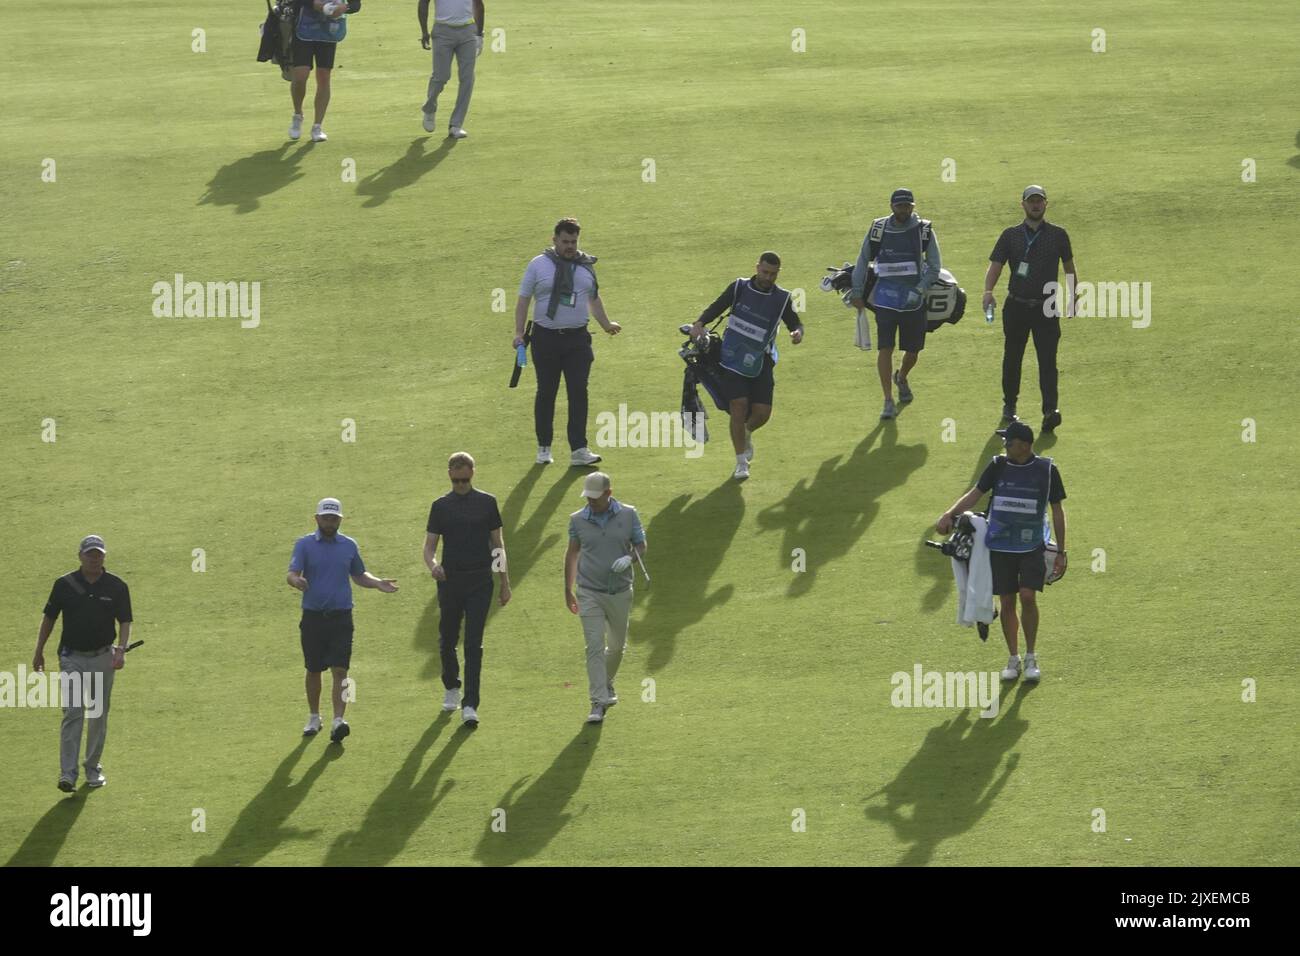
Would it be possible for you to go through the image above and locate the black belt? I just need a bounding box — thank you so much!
[1008,293,1046,306]
[532,324,589,335]
[303,608,353,618]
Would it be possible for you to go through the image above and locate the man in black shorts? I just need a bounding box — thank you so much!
[286,497,398,744]
[935,421,1067,683]
[689,252,804,481]
[287,1,360,143]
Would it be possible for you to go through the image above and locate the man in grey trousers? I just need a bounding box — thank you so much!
[418,0,484,139]
[32,535,133,792]
[565,473,646,724]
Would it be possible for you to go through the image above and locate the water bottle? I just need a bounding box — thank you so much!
[516,344,527,368]
[984,301,995,324]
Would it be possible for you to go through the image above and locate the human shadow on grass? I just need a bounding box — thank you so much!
[324,713,469,866]
[199,143,312,214]
[412,466,584,680]
[5,789,90,866]
[631,479,745,673]
[193,738,340,866]
[355,137,457,208]
[864,683,1034,865]
[473,725,602,866]
[915,423,1006,614]
[757,422,926,598]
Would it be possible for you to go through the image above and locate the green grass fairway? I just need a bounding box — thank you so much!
[2,0,1297,867]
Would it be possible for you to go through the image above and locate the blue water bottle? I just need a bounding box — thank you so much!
[516,344,527,368]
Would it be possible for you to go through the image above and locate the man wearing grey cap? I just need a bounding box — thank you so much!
[286,498,398,744]
[33,535,133,792]
[984,186,1078,432]
[851,188,943,420]
[935,420,1067,682]
[564,472,646,724]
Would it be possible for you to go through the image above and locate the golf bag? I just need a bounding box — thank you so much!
[821,262,967,333]
[678,322,729,444]
[257,0,297,81]
[926,511,996,641]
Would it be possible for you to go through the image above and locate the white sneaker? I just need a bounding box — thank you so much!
[1001,655,1021,681]
[303,714,322,736]
[85,766,106,789]
[422,111,436,133]
[1024,654,1041,682]
[570,447,602,466]
[442,687,461,712]
[733,459,750,481]
[449,126,468,139]
[289,113,304,140]
[462,705,479,727]
[586,703,606,724]
[536,445,554,465]
[310,124,327,142]
[744,429,754,462]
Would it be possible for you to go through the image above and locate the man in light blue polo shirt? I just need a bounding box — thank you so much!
[564,472,646,724]
[514,217,622,467]
[418,0,484,138]
[286,497,398,744]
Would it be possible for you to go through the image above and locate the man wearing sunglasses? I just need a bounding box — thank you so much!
[423,452,511,727]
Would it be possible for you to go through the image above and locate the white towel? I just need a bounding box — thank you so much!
[854,307,872,350]
[953,515,995,627]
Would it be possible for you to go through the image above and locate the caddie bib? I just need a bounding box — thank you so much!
[985,456,1053,553]
[719,278,790,379]
[868,217,925,313]
[297,6,347,42]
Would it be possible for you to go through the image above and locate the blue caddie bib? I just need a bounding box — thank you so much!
[868,216,926,313]
[985,456,1053,553]
[297,6,347,43]
[719,278,790,379]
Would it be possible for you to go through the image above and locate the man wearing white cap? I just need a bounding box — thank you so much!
[33,535,133,792]
[564,473,646,723]
[286,498,398,744]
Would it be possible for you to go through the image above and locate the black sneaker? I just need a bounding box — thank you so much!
[57,778,75,793]
[1042,409,1062,433]
[329,720,351,744]
[1001,403,1017,422]
[893,370,914,403]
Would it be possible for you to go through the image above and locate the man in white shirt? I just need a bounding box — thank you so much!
[418,0,484,138]
[514,218,622,467]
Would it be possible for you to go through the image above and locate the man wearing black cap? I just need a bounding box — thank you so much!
[935,421,1067,682]
[983,185,1078,432]
[851,188,943,420]
[32,535,133,792]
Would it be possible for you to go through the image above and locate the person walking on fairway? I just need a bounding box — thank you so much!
[935,421,1067,682]
[32,535,132,792]
[286,1,360,143]
[850,188,943,420]
[423,452,511,728]
[983,185,1078,432]
[418,0,484,138]
[565,472,646,723]
[689,251,804,481]
[287,498,398,743]
[515,218,622,467]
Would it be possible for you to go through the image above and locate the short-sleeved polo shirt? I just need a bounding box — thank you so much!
[43,569,133,653]
[427,488,503,575]
[289,531,366,611]
[990,220,1073,300]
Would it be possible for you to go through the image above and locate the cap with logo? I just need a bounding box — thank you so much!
[891,187,915,206]
[316,498,344,517]
[1022,184,1047,200]
[79,535,107,554]
[995,421,1035,444]
[580,472,611,499]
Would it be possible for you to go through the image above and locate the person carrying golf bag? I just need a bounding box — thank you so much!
[688,251,804,481]
[935,421,1067,683]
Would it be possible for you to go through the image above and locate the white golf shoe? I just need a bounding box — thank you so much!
[442,687,461,712]
[570,447,602,466]
[303,714,322,736]
[1001,655,1021,681]
[462,705,479,727]
[449,126,468,139]
[1024,654,1042,682]
[85,766,106,789]
[733,459,750,481]
[289,113,304,140]
[536,445,554,465]
[310,124,327,143]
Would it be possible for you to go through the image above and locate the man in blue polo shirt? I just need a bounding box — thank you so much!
[286,497,398,743]
[935,421,1067,683]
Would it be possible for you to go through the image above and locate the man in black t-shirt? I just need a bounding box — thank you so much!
[936,422,1067,683]
[983,185,1079,432]
[32,535,133,793]
[423,452,511,727]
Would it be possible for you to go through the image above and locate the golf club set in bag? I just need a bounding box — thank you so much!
[926,511,1064,641]
[258,1,357,81]
[820,261,968,350]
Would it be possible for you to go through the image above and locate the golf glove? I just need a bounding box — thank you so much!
[610,555,633,573]
[476,35,484,55]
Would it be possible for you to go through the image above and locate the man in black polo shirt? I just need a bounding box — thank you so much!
[423,452,512,727]
[32,535,133,792]
[983,185,1079,432]
[935,421,1067,683]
